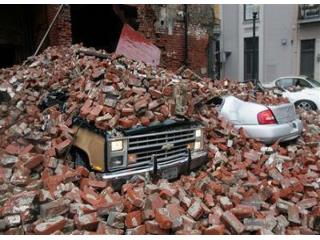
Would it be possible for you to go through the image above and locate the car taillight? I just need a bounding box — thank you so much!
[257,109,277,124]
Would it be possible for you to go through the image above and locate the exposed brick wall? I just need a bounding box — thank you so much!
[47,5,72,46]
[45,4,209,75]
[188,35,209,75]
[138,5,209,76]
[137,5,158,40]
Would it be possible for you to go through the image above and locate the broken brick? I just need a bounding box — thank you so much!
[5,144,20,155]
[55,139,72,156]
[288,205,301,224]
[127,188,144,208]
[2,190,38,216]
[0,154,18,166]
[96,221,123,235]
[145,220,169,234]
[162,85,173,96]
[166,203,183,229]
[34,216,66,234]
[154,208,172,230]
[80,188,102,206]
[231,205,256,218]
[125,211,142,228]
[23,154,45,169]
[75,212,99,231]
[221,211,245,234]
[80,178,107,190]
[40,198,70,218]
[106,211,126,229]
[219,196,233,210]
[125,224,146,235]
[243,218,266,232]
[4,215,21,228]
[297,198,317,210]
[187,200,204,220]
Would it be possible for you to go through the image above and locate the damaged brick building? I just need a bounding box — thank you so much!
[0,4,218,76]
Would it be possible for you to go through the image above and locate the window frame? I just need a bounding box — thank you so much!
[306,77,320,87]
[275,78,295,89]
[296,78,313,88]
[244,4,260,21]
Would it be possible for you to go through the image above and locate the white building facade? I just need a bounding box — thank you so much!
[219,4,320,83]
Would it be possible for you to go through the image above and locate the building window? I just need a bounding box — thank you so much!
[298,4,320,20]
[244,37,259,81]
[300,39,315,78]
[244,4,259,21]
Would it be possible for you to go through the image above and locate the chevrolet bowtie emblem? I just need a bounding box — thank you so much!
[161,143,174,151]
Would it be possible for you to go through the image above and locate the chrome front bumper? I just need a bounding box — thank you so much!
[97,151,208,181]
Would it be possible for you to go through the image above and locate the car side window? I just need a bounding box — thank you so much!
[296,79,312,88]
[276,78,295,89]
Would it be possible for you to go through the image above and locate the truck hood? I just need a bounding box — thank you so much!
[123,118,201,136]
[72,116,201,138]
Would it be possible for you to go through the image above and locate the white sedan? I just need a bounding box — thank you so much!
[205,96,302,144]
[263,76,320,111]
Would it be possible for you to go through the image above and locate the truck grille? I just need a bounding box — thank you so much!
[127,128,196,169]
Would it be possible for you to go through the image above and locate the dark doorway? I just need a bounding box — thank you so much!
[0,5,48,68]
[244,37,259,82]
[0,45,15,68]
[300,39,315,78]
[70,5,138,53]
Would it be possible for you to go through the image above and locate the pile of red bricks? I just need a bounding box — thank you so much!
[0,45,319,234]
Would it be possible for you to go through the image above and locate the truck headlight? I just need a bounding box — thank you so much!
[111,140,123,151]
[195,129,202,138]
[193,128,204,151]
[108,139,127,170]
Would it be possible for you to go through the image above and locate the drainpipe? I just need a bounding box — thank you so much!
[252,11,257,86]
[184,4,188,67]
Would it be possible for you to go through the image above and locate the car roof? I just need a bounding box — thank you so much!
[275,75,308,80]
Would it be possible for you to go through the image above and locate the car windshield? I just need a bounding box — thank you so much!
[306,77,320,87]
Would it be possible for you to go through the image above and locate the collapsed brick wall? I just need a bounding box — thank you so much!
[47,5,72,46]
[137,5,209,76]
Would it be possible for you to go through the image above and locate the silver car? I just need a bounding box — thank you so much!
[208,96,303,144]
